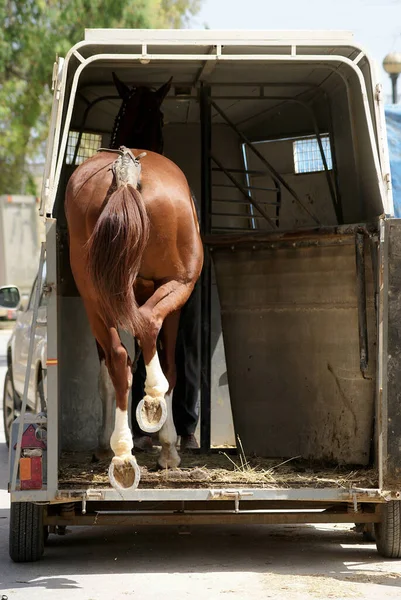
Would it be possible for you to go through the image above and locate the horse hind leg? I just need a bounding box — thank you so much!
[157,311,181,469]
[136,282,195,468]
[158,391,180,468]
[95,342,115,461]
[135,347,180,468]
[107,329,140,489]
[135,343,169,434]
[136,310,180,469]
[89,312,140,490]
[135,282,192,436]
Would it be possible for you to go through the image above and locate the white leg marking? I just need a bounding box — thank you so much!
[136,351,168,433]
[110,408,133,457]
[144,352,169,398]
[108,405,140,491]
[158,392,180,468]
[98,360,115,450]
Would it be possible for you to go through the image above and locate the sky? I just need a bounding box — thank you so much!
[192,0,401,101]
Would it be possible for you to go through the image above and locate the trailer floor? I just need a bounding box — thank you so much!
[58,451,378,490]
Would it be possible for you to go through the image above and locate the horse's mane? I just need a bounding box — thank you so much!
[110,85,160,150]
[110,88,136,149]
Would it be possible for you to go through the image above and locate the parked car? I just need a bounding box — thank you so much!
[0,285,20,321]
[2,263,47,445]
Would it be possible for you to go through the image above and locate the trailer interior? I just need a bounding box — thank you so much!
[49,30,389,475]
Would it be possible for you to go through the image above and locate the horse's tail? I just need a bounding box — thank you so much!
[86,183,149,337]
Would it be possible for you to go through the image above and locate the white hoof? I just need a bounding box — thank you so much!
[158,445,181,469]
[108,455,141,491]
[136,396,167,433]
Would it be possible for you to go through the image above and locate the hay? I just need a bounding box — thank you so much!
[58,450,378,490]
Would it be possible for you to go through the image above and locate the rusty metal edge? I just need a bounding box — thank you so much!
[204,222,379,247]
[44,511,380,527]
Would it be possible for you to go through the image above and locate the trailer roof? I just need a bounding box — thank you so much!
[78,29,365,68]
[64,29,377,144]
[84,29,355,45]
[67,29,375,124]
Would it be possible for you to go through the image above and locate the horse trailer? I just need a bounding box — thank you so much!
[8,29,401,561]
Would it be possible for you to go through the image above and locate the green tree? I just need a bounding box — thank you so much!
[0,0,201,195]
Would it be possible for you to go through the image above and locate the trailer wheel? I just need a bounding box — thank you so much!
[374,501,401,558]
[9,502,45,562]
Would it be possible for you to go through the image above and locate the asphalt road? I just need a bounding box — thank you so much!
[0,328,400,599]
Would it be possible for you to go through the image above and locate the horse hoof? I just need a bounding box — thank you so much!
[136,396,167,433]
[92,447,114,462]
[108,455,140,491]
[157,448,181,470]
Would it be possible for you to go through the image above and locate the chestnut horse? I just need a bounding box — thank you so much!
[65,75,203,489]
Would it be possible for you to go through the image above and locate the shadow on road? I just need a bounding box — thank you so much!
[0,522,399,593]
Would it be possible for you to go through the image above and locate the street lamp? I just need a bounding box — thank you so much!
[383,52,401,104]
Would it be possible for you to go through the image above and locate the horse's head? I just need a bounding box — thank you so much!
[110,73,172,154]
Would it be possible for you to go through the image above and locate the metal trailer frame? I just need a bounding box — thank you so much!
[7,30,401,559]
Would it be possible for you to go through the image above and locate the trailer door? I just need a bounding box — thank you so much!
[378,218,401,490]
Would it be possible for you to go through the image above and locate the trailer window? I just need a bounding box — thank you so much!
[293,135,332,174]
[66,131,102,165]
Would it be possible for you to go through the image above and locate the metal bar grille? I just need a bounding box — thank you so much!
[293,135,333,174]
[66,130,102,165]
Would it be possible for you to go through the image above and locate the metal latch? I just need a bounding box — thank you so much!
[210,489,253,513]
[82,490,104,514]
[42,283,53,296]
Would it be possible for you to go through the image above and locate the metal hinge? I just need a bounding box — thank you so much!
[44,178,50,198]
[375,83,383,102]
[51,56,59,91]
[384,173,392,192]
[51,55,64,98]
